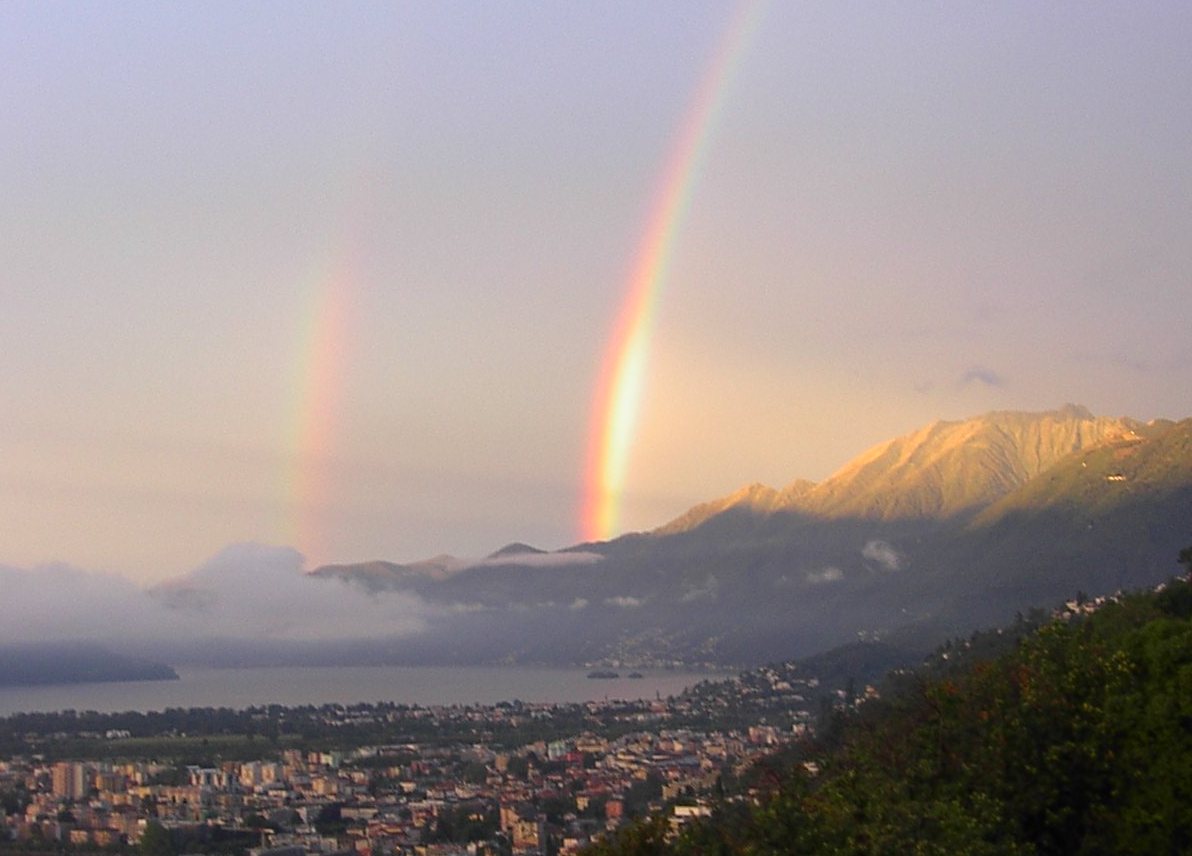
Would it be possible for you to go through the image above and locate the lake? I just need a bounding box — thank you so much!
[0,665,729,716]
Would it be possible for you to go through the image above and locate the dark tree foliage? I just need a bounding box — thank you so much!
[425,802,498,844]
[623,771,664,818]
[0,787,29,816]
[139,820,175,856]
[588,556,1192,855]
[582,815,670,856]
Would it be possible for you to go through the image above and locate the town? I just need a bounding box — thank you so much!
[0,665,835,856]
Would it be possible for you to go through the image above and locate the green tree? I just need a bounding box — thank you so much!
[140,820,175,856]
[583,815,670,856]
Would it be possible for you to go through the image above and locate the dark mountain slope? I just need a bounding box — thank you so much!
[0,643,178,687]
[312,408,1192,666]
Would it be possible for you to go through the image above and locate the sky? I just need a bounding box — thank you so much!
[2,2,1191,584]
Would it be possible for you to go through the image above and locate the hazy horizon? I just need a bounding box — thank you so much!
[4,2,1191,583]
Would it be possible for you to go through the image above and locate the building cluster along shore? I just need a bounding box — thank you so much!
[0,665,838,855]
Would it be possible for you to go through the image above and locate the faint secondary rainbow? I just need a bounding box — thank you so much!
[581,0,767,542]
[282,258,354,567]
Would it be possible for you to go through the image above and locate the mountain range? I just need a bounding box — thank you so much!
[315,405,1192,667]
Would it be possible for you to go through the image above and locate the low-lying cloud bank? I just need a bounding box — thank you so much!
[0,543,431,647]
[862,540,903,572]
[806,566,845,585]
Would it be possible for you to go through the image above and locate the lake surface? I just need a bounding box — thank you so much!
[0,665,729,716]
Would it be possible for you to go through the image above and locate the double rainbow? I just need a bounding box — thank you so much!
[281,6,766,559]
[581,1,767,542]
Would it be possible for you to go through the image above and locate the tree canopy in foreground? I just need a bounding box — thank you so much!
[588,555,1192,855]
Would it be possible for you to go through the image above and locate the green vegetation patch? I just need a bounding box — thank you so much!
[588,560,1192,855]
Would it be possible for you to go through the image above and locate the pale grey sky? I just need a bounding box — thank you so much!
[2,1,1190,581]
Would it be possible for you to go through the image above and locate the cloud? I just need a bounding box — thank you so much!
[862,540,902,572]
[806,567,844,585]
[958,366,1006,388]
[0,543,432,647]
[149,544,430,639]
[569,598,589,610]
[604,595,644,608]
[0,562,152,644]
[679,575,719,602]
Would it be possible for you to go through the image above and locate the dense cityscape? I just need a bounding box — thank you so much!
[0,665,837,856]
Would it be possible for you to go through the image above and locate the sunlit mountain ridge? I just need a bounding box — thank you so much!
[311,405,1192,667]
[9,406,1186,674]
[652,404,1139,535]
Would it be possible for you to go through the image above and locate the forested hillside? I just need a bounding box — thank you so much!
[586,550,1192,854]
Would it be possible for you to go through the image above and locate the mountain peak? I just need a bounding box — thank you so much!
[655,406,1138,536]
[800,405,1134,521]
[652,482,784,536]
[1055,402,1094,420]
[487,542,547,560]
[299,407,1191,669]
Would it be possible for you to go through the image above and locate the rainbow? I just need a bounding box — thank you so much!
[283,258,354,568]
[581,1,767,542]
